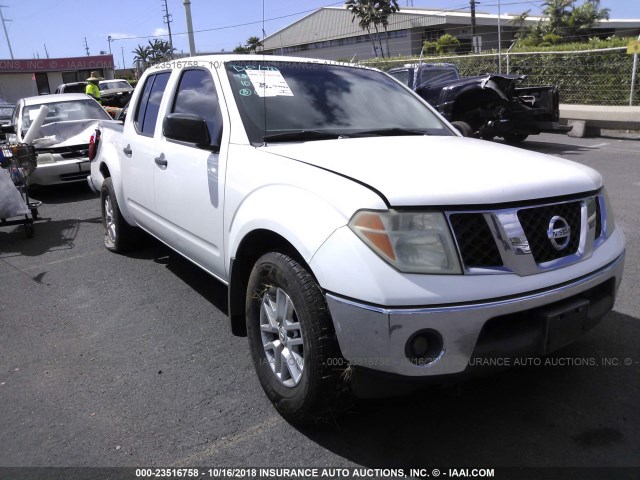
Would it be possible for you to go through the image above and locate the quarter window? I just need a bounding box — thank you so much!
[134,72,171,136]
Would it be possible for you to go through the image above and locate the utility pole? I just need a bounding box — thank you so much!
[0,5,14,60]
[470,0,476,36]
[121,45,126,70]
[108,35,113,55]
[162,0,174,54]
[84,37,90,56]
[183,0,196,56]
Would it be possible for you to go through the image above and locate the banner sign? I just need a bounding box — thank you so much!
[0,55,114,73]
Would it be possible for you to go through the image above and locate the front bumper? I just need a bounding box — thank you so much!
[325,252,624,378]
[28,156,90,186]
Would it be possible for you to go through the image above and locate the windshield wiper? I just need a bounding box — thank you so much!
[263,130,341,142]
[351,127,432,137]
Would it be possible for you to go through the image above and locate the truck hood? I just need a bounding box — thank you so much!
[263,136,602,206]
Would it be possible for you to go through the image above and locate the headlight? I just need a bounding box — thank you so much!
[349,210,462,274]
[601,188,616,238]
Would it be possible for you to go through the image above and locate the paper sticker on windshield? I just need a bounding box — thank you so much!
[246,69,293,97]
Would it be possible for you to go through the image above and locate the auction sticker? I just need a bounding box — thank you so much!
[245,69,293,97]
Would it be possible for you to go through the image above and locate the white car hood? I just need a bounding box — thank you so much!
[263,136,602,206]
[30,120,102,148]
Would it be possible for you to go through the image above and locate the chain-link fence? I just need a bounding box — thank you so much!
[363,47,639,106]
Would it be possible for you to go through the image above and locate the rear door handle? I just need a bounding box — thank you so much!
[155,153,168,168]
[122,144,132,157]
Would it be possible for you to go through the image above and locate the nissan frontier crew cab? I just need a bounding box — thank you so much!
[88,55,625,424]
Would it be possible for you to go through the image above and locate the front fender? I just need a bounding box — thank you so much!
[227,184,352,271]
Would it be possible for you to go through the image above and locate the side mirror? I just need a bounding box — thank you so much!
[163,113,217,150]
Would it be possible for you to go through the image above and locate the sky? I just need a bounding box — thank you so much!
[0,0,637,69]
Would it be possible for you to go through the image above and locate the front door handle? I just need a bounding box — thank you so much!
[155,153,168,168]
[122,144,132,157]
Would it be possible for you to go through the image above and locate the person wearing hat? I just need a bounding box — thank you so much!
[85,71,104,104]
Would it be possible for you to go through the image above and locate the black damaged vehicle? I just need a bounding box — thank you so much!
[388,63,571,143]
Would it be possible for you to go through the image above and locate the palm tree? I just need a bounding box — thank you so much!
[567,0,609,40]
[376,0,400,58]
[132,45,151,70]
[542,0,574,34]
[346,0,384,58]
[147,39,175,63]
[246,36,264,53]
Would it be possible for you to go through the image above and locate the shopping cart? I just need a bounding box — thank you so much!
[0,144,41,238]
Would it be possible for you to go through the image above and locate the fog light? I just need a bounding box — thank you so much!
[405,329,444,366]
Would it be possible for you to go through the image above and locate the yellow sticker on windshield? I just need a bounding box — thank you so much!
[246,69,294,97]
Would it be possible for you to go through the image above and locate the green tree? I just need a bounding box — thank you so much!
[246,36,264,53]
[423,34,460,55]
[147,39,175,63]
[566,0,610,40]
[376,0,400,57]
[346,0,384,58]
[516,0,610,46]
[132,44,151,70]
[233,44,250,54]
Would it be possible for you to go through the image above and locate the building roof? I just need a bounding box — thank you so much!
[262,6,640,50]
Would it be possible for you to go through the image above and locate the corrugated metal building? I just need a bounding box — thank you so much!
[262,7,640,61]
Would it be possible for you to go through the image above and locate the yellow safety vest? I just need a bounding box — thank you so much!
[86,83,101,102]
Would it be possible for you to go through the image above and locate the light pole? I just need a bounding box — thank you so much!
[108,35,112,55]
[497,0,502,73]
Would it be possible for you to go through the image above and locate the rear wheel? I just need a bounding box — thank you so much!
[503,133,529,144]
[101,177,139,252]
[246,252,349,424]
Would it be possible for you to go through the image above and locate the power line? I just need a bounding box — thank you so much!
[0,4,14,60]
[108,1,345,42]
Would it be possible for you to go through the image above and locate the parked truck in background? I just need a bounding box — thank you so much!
[88,55,625,423]
[388,63,571,143]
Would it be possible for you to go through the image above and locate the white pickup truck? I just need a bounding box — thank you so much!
[88,55,625,423]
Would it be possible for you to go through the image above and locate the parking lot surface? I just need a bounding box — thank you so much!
[0,134,638,472]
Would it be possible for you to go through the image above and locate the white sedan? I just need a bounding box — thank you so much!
[6,93,112,186]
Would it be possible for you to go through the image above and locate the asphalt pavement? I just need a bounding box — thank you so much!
[0,134,638,477]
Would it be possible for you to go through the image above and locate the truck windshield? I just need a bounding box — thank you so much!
[225,61,452,144]
[419,68,459,85]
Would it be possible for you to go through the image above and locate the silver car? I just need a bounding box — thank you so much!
[7,93,112,186]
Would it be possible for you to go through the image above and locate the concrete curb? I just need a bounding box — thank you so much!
[560,104,640,138]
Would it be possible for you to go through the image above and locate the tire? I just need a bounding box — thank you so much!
[503,133,529,144]
[100,177,138,252]
[451,121,474,137]
[246,252,350,424]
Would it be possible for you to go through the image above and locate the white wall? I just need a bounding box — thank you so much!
[0,74,39,103]
[47,72,64,94]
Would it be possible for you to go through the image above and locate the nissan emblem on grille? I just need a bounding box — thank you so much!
[547,215,571,250]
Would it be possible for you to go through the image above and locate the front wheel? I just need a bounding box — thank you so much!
[246,252,349,423]
[451,120,474,137]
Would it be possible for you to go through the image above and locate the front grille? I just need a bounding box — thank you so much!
[517,201,581,263]
[59,172,89,182]
[449,213,502,268]
[447,196,595,274]
[595,199,602,239]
